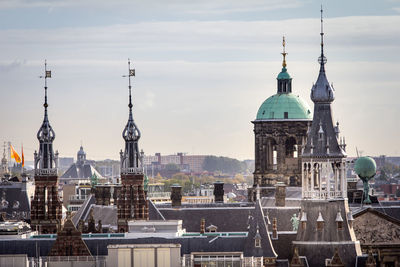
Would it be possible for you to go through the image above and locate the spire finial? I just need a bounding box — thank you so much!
[281,36,287,68]
[318,6,327,67]
[39,60,51,118]
[123,59,135,114]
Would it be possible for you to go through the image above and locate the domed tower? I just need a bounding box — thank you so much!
[294,9,360,266]
[117,60,148,232]
[76,146,86,165]
[30,61,62,234]
[251,37,312,199]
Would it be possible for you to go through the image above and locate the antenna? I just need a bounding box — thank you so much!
[356,147,360,158]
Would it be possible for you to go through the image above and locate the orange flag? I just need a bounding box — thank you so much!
[10,144,21,163]
[21,144,24,167]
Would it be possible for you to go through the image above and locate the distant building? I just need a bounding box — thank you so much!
[58,157,74,171]
[60,146,104,185]
[143,153,206,176]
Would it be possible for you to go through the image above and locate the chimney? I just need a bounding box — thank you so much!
[275,182,286,207]
[171,184,182,207]
[272,217,278,239]
[213,181,224,203]
[200,218,205,234]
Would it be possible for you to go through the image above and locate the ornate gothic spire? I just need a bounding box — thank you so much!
[120,59,142,173]
[310,7,335,103]
[34,60,58,173]
[303,8,345,158]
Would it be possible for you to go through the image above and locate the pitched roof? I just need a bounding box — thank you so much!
[60,163,103,180]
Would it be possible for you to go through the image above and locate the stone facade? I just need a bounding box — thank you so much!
[48,212,92,257]
[353,208,400,266]
[117,173,148,232]
[253,120,309,187]
[30,175,62,234]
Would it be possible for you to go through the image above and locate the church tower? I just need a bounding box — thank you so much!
[293,9,360,266]
[30,61,62,234]
[1,143,9,176]
[117,60,148,232]
[250,38,312,200]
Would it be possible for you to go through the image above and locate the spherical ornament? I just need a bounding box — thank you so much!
[354,156,376,180]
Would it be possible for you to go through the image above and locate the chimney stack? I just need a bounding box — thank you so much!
[272,217,278,239]
[200,218,205,234]
[275,182,286,207]
[213,181,224,203]
[171,184,182,207]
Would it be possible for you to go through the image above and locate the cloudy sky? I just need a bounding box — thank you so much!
[0,0,399,162]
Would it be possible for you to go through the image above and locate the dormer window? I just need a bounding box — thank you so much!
[255,238,261,248]
[284,112,288,119]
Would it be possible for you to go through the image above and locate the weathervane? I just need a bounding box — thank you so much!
[39,60,52,110]
[281,36,287,68]
[122,59,135,111]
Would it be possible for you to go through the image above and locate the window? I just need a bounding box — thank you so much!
[337,221,343,230]
[255,238,261,248]
[284,112,288,119]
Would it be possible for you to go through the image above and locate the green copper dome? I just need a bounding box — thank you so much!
[256,93,312,120]
[354,157,376,179]
[277,67,291,80]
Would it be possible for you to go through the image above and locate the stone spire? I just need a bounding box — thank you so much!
[31,61,62,234]
[310,7,334,103]
[303,7,345,159]
[120,59,142,173]
[301,7,347,200]
[34,60,58,175]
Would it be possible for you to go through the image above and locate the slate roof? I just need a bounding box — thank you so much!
[351,205,400,222]
[72,194,95,226]
[264,207,301,232]
[244,200,277,258]
[60,163,103,180]
[0,181,30,220]
[159,206,253,232]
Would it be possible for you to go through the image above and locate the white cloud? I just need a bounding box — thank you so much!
[0,0,304,13]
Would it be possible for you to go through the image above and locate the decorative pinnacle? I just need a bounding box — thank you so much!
[281,36,287,68]
[318,6,327,66]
